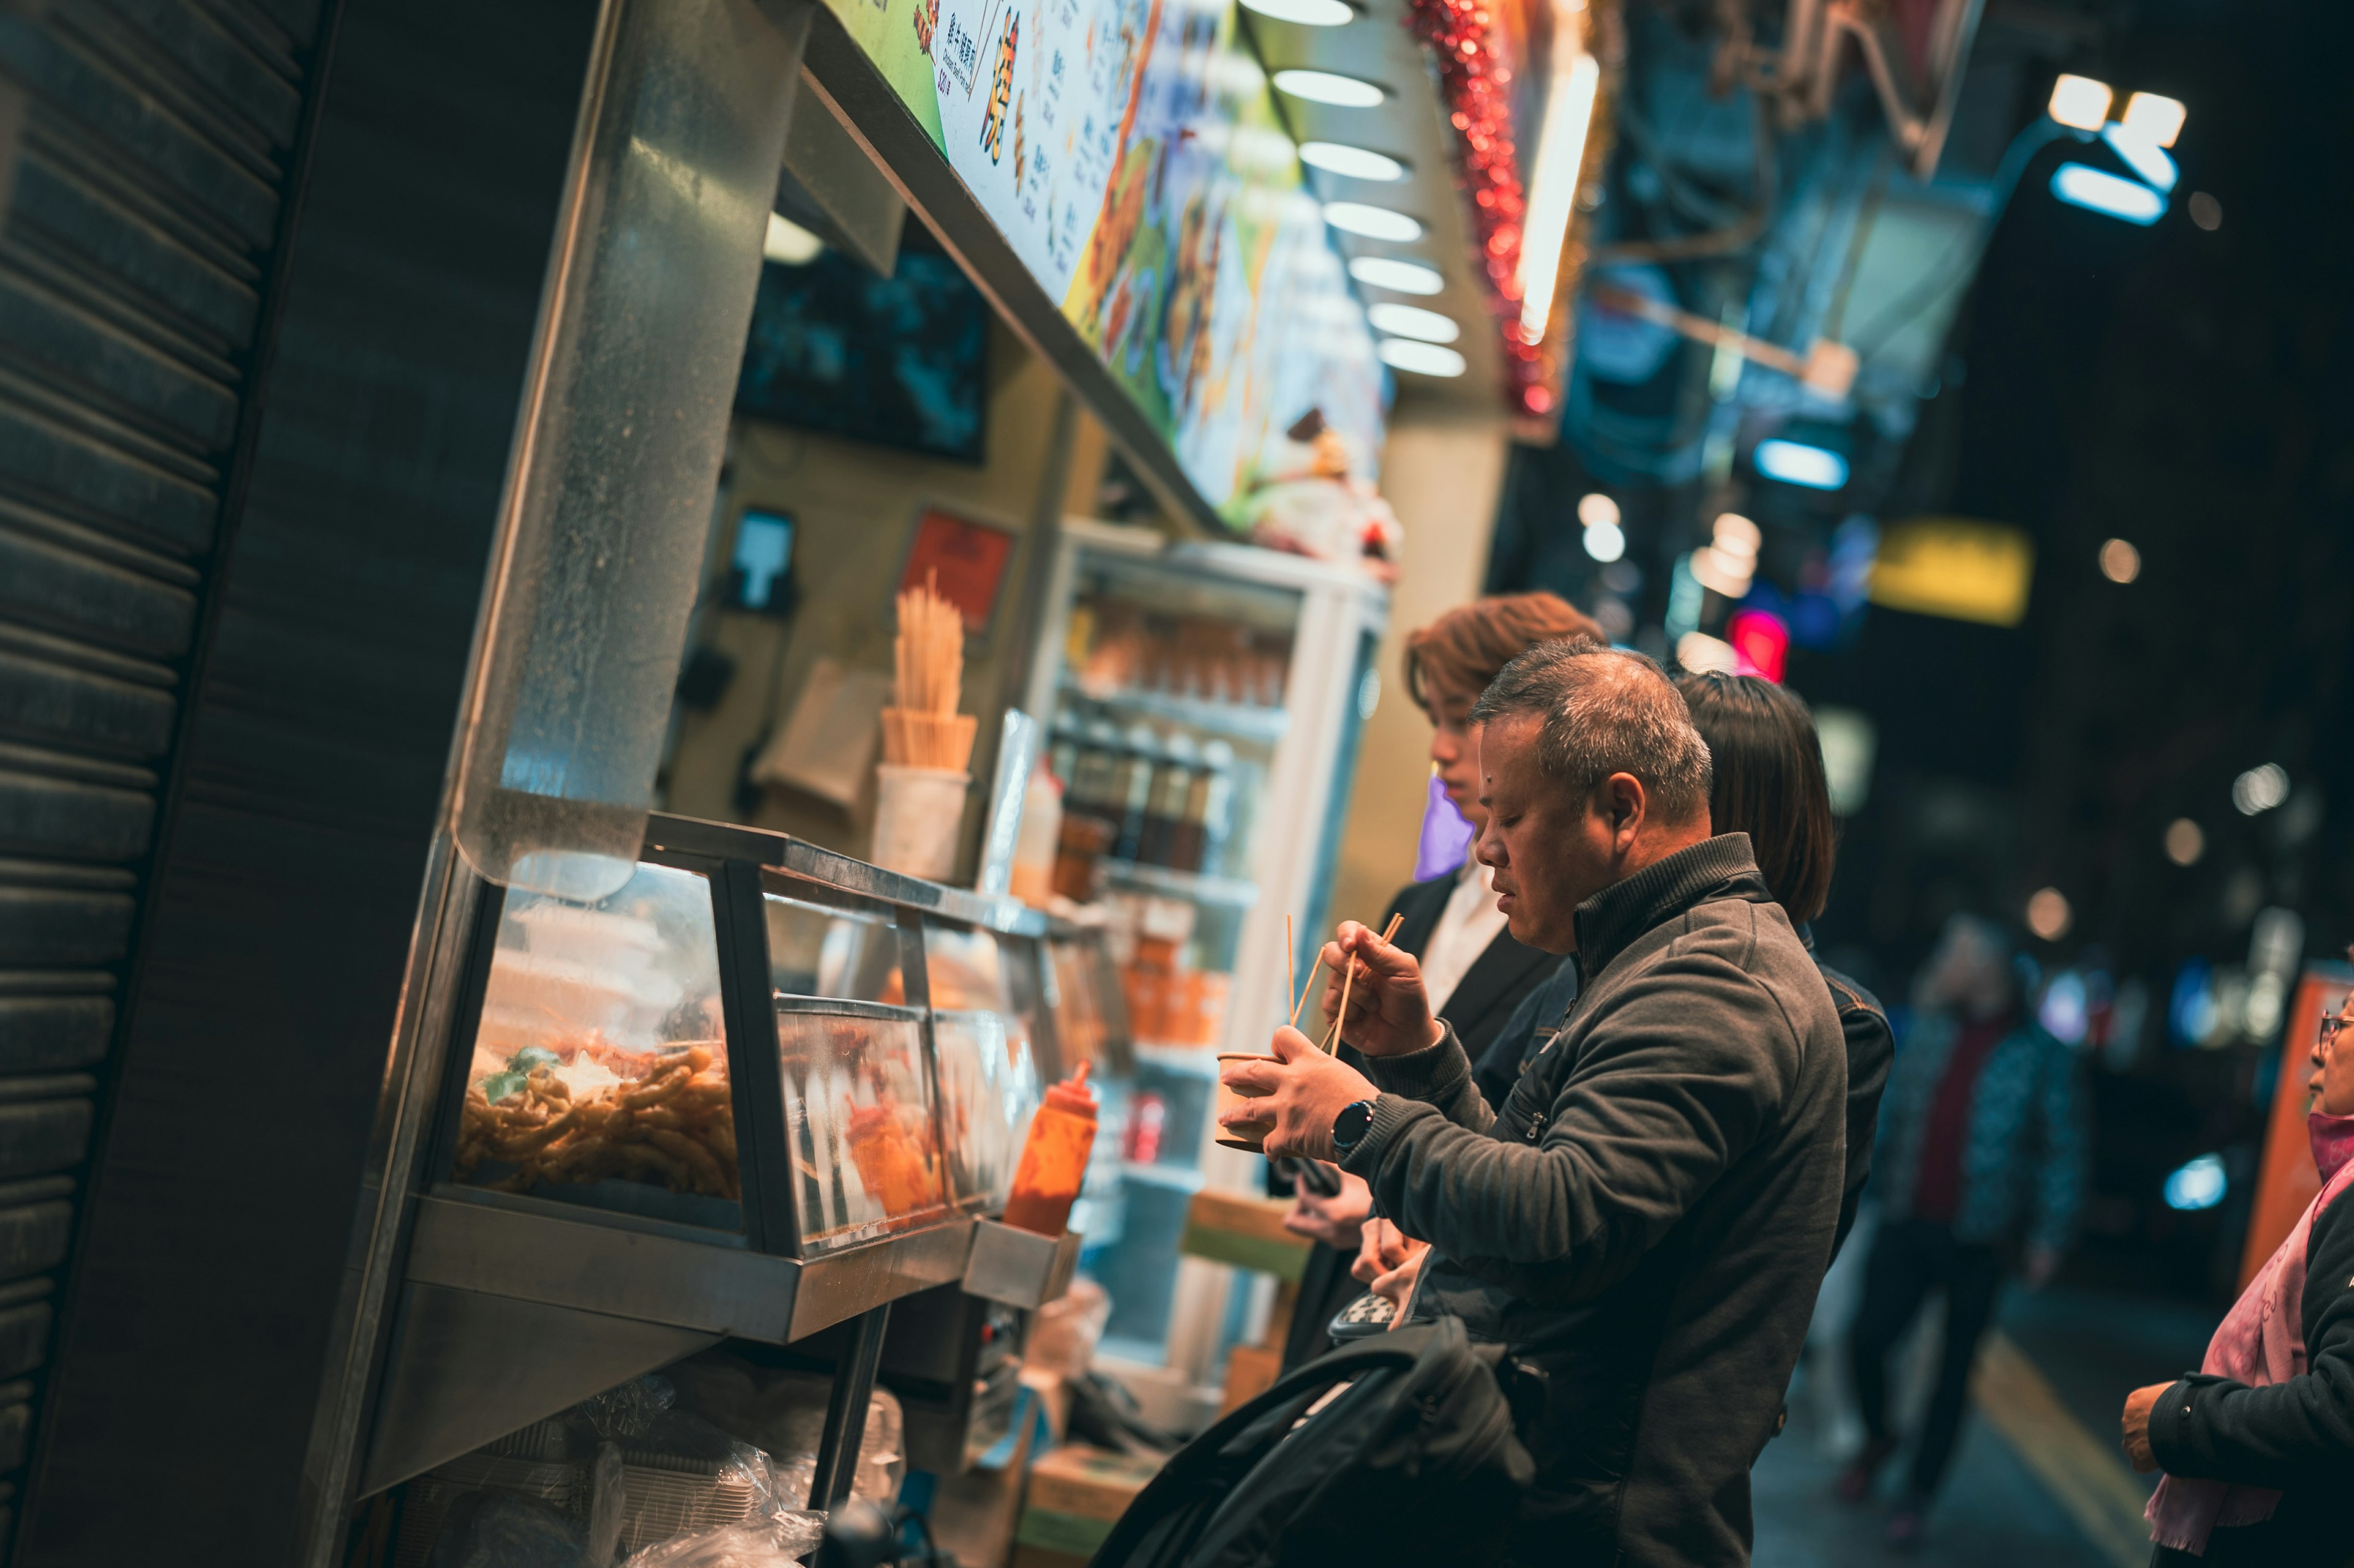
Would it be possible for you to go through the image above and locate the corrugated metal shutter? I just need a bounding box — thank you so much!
[0,0,324,1548]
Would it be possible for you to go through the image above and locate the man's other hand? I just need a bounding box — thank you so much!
[1219,1027,1379,1160]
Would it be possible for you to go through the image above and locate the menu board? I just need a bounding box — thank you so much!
[824,0,1388,516]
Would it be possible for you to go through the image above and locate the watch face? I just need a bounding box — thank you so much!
[1334,1099,1373,1149]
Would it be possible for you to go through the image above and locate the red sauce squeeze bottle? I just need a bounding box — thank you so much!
[1002,1062,1098,1236]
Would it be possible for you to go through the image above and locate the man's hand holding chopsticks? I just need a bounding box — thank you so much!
[1219,1027,1379,1161]
[1317,921,1444,1058]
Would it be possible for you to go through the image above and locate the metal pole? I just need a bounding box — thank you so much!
[809,1303,893,1509]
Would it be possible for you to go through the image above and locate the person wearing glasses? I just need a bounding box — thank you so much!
[2123,976,2354,1567]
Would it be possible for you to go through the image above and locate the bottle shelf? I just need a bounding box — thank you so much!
[1132,1041,1221,1078]
[1058,676,1290,745]
[1098,859,1259,908]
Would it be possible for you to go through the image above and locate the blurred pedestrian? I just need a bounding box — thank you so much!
[1839,913,2089,1547]
[2121,975,2354,1567]
[1227,641,1848,1567]
[1278,593,1590,1372]
[1675,671,1892,1257]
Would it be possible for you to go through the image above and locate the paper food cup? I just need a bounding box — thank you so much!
[1214,1052,1280,1152]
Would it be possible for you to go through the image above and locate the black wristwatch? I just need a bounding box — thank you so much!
[1330,1099,1376,1159]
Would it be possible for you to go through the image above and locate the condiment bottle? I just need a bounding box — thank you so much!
[1053,720,1119,899]
[1137,731,1195,867]
[1109,723,1159,862]
[1186,740,1236,875]
[1001,1063,1099,1236]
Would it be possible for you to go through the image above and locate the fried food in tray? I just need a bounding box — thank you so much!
[455,1037,739,1201]
[844,1100,939,1216]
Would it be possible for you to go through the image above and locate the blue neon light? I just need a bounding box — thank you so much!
[2163,1154,2226,1212]
[1753,439,1850,490]
[2051,162,2165,226]
[2102,126,2179,193]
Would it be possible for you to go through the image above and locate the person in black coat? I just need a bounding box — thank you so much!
[1477,673,1899,1266]
[2122,983,2354,1568]
[1675,672,1893,1260]
[1278,593,1594,1372]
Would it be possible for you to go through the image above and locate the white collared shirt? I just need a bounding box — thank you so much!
[1421,858,1509,1014]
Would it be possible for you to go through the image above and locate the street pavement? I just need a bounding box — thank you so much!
[1750,1273,2215,1568]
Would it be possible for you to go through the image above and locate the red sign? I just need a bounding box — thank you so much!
[899,508,1015,633]
[1727,608,1790,683]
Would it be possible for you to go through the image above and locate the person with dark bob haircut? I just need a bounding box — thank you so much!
[1675,671,1892,1257]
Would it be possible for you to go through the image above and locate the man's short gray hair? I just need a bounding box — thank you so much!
[1469,637,1713,823]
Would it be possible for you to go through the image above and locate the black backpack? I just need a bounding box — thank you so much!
[1087,1319,1534,1568]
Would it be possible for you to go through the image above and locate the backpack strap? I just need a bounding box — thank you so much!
[1189,1326,1443,1466]
[1086,1326,1456,1568]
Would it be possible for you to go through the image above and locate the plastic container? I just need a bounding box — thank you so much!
[870,764,969,881]
[1000,1064,1099,1236]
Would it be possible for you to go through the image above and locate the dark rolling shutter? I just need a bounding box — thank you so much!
[0,0,324,1548]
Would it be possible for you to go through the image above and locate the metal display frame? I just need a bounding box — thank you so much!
[355,812,1122,1510]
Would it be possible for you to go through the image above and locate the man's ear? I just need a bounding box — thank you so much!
[1606,773,1647,844]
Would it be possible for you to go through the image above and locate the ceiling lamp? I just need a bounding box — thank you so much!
[1376,339,1466,378]
[1515,52,1602,344]
[1675,632,1737,675]
[1243,0,1354,22]
[2101,124,2178,192]
[2047,74,2112,132]
[2051,162,2165,225]
[1298,142,1405,181]
[1366,302,1458,343]
[2122,91,2187,148]
[1753,438,1849,490]
[1323,202,1422,242]
[1273,69,1384,107]
[763,211,823,265]
[1348,256,1443,295]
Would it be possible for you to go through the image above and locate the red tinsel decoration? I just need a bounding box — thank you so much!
[1402,0,1551,416]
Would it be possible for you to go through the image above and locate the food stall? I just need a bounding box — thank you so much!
[268,0,1609,1549]
[352,812,1127,1556]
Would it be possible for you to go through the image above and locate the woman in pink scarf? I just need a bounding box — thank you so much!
[2120,977,2354,1566]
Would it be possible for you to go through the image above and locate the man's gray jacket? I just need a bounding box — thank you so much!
[1337,834,1847,1568]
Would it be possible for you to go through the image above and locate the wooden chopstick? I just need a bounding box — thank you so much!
[1290,908,1309,1031]
[1289,959,1323,1030]
[1320,912,1403,1053]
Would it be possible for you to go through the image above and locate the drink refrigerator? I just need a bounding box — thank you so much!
[1021,520,1388,1418]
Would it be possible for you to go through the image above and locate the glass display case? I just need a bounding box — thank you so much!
[776,998,949,1252]
[368,813,1130,1498]
[452,861,744,1233]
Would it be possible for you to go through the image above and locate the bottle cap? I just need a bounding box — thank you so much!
[1044,1060,1098,1117]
